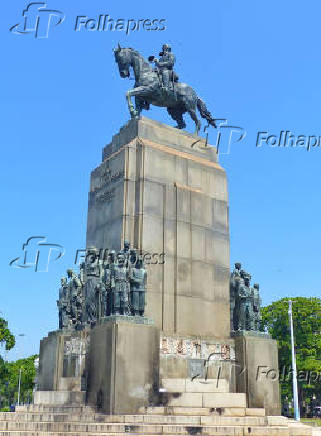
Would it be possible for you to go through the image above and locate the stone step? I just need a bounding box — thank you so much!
[160,379,229,394]
[0,414,273,426]
[139,406,266,417]
[15,406,95,414]
[0,433,204,436]
[15,405,262,418]
[288,421,314,435]
[0,416,313,435]
[0,413,288,427]
[10,408,265,419]
[158,392,246,408]
[0,426,291,435]
[0,420,294,434]
[0,433,248,436]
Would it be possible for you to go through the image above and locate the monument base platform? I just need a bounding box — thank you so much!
[36,326,281,417]
[2,403,312,436]
[233,331,281,416]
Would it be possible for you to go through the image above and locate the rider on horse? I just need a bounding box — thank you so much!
[114,44,217,133]
[149,44,178,94]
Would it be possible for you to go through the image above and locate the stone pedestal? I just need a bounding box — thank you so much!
[87,116,230,338]
[86,319,159,414]
[233,332,281,416]
[35,329,89,404]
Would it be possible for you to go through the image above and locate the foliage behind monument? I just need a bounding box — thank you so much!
[0,355,38,410]
[0,317,15,352]
[262,297,321,407]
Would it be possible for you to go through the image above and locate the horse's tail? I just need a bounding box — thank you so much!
[197,98,216,128]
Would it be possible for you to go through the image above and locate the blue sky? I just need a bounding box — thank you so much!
[1,0,321,360]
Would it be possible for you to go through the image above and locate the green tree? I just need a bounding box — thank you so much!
[0,317,15,351]
[262,297,321,409]
[0,316,15,410]
[0,355,38,409]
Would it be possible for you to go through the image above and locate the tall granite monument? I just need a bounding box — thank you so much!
[35,45,281,417]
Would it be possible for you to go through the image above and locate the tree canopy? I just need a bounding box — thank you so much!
[0,317,15,351]
[0,355,38,409]
[262,297,321,404]
[0,316,38,410]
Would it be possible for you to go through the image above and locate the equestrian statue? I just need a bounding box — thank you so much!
[114,43,217,134]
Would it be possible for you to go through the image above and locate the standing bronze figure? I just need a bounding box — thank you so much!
[230,262,262,332]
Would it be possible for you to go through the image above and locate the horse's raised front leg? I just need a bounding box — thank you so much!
[126,86,154,119]
[126,90,138,118]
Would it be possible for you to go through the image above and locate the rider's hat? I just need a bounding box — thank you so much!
[162,44,171,51]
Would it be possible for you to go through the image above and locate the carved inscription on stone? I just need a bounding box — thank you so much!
[100,169,124,187]
[160,335,236,361]
[95,187,116,203]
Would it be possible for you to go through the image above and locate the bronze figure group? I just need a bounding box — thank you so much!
[57,242,147,330]
[230,262,262,332]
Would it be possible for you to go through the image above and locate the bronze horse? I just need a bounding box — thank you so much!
[114,45,216,134]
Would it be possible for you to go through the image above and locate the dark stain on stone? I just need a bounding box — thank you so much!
[158,391,182,406]
[96,389,103,410]
[148,382,160,406]
[125,425,138,432]
[209,407,224,415]
[186,426,202,435]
